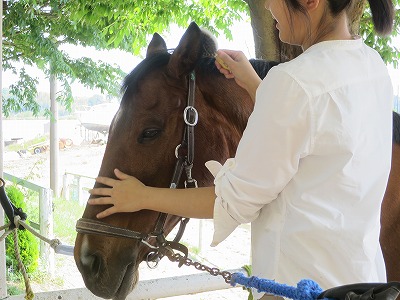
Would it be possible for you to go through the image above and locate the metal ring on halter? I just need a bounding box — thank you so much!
[146,252,160,269]
[175,144,182,159]
[183,106,198,126]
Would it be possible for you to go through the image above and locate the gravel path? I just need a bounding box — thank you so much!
[4,143,252,299]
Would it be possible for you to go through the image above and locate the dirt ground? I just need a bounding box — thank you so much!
[3,143,252,299]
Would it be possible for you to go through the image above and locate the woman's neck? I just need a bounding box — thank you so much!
[302,12,353,50]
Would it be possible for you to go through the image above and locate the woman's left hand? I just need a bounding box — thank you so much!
[88,168,148,219]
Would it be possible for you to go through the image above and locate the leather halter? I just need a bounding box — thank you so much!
[76,71,198,264]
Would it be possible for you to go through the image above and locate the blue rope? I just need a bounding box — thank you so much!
[231,272,324,300]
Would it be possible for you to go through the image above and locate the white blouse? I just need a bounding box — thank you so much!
[208,38,393,299]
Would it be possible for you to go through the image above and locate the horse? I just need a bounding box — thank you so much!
[74,22,400,300]
[381,111,400,282]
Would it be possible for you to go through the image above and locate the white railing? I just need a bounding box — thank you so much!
[62,172,95,205]
[7,268,245,300]
[2,172,54,275]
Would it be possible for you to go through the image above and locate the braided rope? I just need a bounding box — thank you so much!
[11,223,34,300]
[231,273,323,300]
[0,215,69,300]
[14,216,61,250]
[0,225,12,242]
[0,222,10,232]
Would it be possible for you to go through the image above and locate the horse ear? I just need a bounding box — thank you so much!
[146,33,167,57]
[167,22,203,78]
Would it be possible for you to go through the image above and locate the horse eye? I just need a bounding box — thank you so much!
[139,128,162,143]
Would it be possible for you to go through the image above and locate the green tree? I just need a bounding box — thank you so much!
[361,1,400,67]
[2,0,125,116]
[69,0,399,64]
[245,1,400,62]
[3,0,399,116]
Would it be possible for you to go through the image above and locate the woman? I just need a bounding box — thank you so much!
[88,1,395,299]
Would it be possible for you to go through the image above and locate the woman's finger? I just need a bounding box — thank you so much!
[88,187,113,196]
[87,196,113,205]
[114,169,132,180]
[95,176,118,187]
[96,206,117,219]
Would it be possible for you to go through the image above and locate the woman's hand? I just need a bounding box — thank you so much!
[89,169,216,220]
[215,49,262,101]
[88,169,148,219]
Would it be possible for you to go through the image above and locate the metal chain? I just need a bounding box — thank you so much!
[164,249,233,284]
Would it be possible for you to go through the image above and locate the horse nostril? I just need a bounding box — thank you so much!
[80,252,103,278]
[90,254,102,276]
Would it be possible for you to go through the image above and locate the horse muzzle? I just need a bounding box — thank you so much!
[74,233,140,300]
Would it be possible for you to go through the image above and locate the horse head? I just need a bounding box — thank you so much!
[74,22,274,299]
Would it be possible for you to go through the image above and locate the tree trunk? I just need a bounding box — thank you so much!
[247,0,366,62]
[246,0,280,61]
[348,0,367,35]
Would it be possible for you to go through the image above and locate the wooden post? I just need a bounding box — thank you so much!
[39,187,55,276]
[50,73,59,197]
[62,173,70,201]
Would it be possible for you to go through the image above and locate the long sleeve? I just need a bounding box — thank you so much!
[211,68,313,245]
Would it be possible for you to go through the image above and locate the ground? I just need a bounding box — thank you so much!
[3,143,252,299]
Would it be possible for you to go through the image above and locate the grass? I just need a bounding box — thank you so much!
[53,197,85,245]
[6,136,48,152]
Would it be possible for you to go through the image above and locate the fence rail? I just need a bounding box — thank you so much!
[2,172,54,275]
[7,268,245,300]
[62,171,95,205]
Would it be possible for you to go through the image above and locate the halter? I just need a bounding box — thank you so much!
[76,71,198,266]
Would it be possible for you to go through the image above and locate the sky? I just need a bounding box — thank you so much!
[2,20,400,98]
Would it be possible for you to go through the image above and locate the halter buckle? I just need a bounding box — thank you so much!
[184,179,198,189]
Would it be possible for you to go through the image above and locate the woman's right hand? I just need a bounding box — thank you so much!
[215,50,262,101]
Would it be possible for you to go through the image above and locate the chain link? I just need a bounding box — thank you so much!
[164,250,233,284]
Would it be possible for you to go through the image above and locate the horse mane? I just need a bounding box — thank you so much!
[121,53,278,102]
[393,111,400,144]
[249,59,279,79]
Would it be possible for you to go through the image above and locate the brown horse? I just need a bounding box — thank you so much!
[381,111,400,282]
[74,22,400,299]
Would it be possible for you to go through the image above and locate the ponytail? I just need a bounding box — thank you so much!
[284,0,395,36]
[367,0,395,36]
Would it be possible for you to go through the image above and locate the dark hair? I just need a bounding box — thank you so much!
[283,0,394,36]
[367,0,395,35]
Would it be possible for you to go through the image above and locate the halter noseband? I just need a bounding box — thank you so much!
[76,71,198,265]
